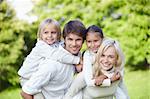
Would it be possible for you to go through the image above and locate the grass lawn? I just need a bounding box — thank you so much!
[124,68,150,99]
[0,67,149,99]
[0,88,22,99]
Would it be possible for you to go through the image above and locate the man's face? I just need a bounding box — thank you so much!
[64,33,83,55]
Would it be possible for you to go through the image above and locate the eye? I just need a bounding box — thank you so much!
[51,31,57,34]
[76,38,82,41]
[87,40,91,43]
[67,38,73,41]
[44,31,48,34]
[108,55,115,59]
[94,40,98,42]
[101,54,105,57]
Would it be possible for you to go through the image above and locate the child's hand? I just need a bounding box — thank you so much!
[21,90,33,99]
[110,71,121,83]
[75,57,83,72]
[94,75,108,86]
[75,64,83,72]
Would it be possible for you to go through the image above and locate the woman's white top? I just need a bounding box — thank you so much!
[18,40,80,79]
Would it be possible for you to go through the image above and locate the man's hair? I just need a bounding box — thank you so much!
[62,20,86,40]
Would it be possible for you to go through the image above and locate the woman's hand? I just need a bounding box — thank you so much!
[110,71,121,83]
[20,90,33,99]
[94,75,108,86]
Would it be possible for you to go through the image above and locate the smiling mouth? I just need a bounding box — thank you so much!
[101,63,111,67]
[72,48,78,51]
[47,38,53,41]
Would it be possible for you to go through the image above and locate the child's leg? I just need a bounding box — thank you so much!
[64,72,86,99]
[34,93,45,99]
[20,77,45,99]
[19,77,29,87]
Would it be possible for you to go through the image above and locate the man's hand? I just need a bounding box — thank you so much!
[110,71,121,83]
[94,75,108,86]
[20,90,33,99]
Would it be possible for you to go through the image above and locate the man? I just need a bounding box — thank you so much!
[21,20,86,99]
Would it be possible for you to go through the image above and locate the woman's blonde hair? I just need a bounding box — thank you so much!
[37,18,61,41]
[93,38,125,77]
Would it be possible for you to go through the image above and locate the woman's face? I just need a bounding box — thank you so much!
[99,46,118,71]
[86,32,103,53]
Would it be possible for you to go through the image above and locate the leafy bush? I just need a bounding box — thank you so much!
[0,0,37,91]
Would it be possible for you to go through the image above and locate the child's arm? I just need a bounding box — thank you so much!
[37,40,80,64]
[93,75,108,86]
[99,71,121,87]
[83,51,96,86]
[74,57,83,73]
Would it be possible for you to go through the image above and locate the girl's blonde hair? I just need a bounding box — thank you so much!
[37,18,61,41]
[93,38,125,77]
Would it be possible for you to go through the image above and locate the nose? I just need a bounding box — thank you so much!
[48,32,52,37]
[72,40,77,46]
[91,42,95,48]
[103,56,108,63]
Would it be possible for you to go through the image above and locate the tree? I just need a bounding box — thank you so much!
[100,0,150,67]
[31,0,149,68]
[0,0,37,91]
[1,0,149,90]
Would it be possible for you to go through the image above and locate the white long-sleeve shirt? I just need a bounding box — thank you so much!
[18,40,80,79]
[22,46,75,99]
[83,50,96,86]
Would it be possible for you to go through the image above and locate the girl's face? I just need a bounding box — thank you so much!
[86,32,103,53]
[41,24,59,45]
[99,46,118,71]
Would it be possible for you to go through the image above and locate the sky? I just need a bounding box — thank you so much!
[7,0,38,23]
